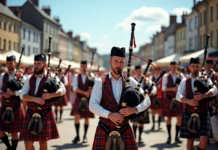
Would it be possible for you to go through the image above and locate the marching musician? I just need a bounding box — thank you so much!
[132,65,156,144]
[89,47,150,150]
[71,60,94,144]
[162,61,185,144]
[176,57,217,150]
[19,54,66,150]
[53,69,69,123]
[0,55,26,150]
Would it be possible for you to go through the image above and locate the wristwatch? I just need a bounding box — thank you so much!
[135,107,139,114]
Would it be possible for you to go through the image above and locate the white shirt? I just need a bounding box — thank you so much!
[89,72,151,119]
[0,70,27,96]
[176,76,218,102]
[162,71,185,91]
[20,70,66,100]
[144,77,157,95]
[58,75,68,86]
[73,74,87,91]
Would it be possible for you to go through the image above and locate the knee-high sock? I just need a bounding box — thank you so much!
[175,126,180,139]
[138,126,143,139]
[11,139,18,150]
[133,125,137,137]
[152,116,155,126]
[60,110,63,120]
[166,124,171,138]
[75,123,80,137]
[84,124,89,138]
[158,117,161,127]
[0,134,11,149]
[55,109,58,120]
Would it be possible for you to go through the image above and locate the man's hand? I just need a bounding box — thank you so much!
[7,89,15,96]
[119,107,136,117]
[34,98,45,105]
[42,93,53,100]
[84,91,90,98]
[194,93,204,101]
[108,112,124,125]
[2,93,10,98]
[187,99,199,107]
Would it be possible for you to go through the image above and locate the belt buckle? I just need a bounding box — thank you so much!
[32,113,41,118]
[5,107,13,111]
[81,97,87,101]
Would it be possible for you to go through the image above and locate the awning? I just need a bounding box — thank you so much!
[180,47,217,63]
[155,53,181,67]
[0,54,6,63]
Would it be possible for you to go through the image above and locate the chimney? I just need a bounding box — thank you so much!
[170,15,177,25]
[31,0,39,7]
[181,12,186,24]
[161,26,166,31]
[75,35,80,41]
[67,31,73,38]
[193,0,196,6]
[42,6,51,16]
[0,0,7,6]
[54,16,60,23]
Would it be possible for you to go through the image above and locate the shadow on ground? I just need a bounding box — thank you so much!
[150,142,181,150]
[52,143,89,149]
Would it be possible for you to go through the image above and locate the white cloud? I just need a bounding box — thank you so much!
[80,32,91,41]
[90,34,111,54]
[145,25,161,32]
[115,7,169,31]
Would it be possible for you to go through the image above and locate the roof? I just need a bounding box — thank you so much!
[0,3,21,21]
[22,22,41,32]
[26,0,59,25]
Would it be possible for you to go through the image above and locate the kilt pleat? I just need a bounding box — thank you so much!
[180,109,210,139]
[162,97,183,117]
[53,94,68,107]
[70,97,94,118]
[92,120,138,150]
[20,109,59,141]
[0,104,25,133]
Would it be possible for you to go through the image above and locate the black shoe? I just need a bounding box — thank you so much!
[59,119,62,123]
[83,137,87,143]
[138,137,144,144]
[151,125,154,131]
[166,137,171,144]
[175,137,182,144]
[72,136,80,144]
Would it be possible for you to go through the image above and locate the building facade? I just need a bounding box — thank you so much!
[58,30,69,60]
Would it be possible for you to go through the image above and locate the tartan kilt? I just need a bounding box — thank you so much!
[20,107,59,141]
[180,109,210,139]
[70,97,94,118]
[92,120,138,150]
[162,96,183,117]
[150,96,162,110]
[53,94,68,107]
[131,109,150,124]
[0,104,25,133]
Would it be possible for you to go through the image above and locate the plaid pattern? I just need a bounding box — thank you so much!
[180,109,210,138]
[20,74,59,141]
[92,120,137,150]
[0,104,25,132]
[53,94,68,106]
[131,109,150,124]
[162,73,183,117]
[71,74,94,118]
[149,95,162,109]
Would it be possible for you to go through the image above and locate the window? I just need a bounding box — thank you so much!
[199,13,202,26]
[203,33,206,48]
[195,36,198,49]
[189,37,193,49]
[28,46,30,55]
[195,16,198,29]
[8,21,11,32]
[204,11,206,25]
[217,4,218,20]
[3,19,7,30]
[3,39,6,50]
[28,30,31,41]
[23,28,25,39]
[211,6,214,22]
[0,17,2,29]
[211,31,213,47]
[13,42,16,50]
[8,41,11,50]
[0,38,1,49]
[199,35,202,49]
[189,19,193,31]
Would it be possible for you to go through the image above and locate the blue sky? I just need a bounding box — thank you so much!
[8,0,195,55]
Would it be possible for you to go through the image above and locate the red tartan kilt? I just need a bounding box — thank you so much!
[53,94,68,106]
[0,104,25,133]
[20,108,59,141]
[162,97,183,117]
[149,96,163,110]
[70,97,94,118]
[92,119,137,150]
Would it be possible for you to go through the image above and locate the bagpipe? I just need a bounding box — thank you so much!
[2,46,25,124]
[27,37,71,135]
[187,35,210,134]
